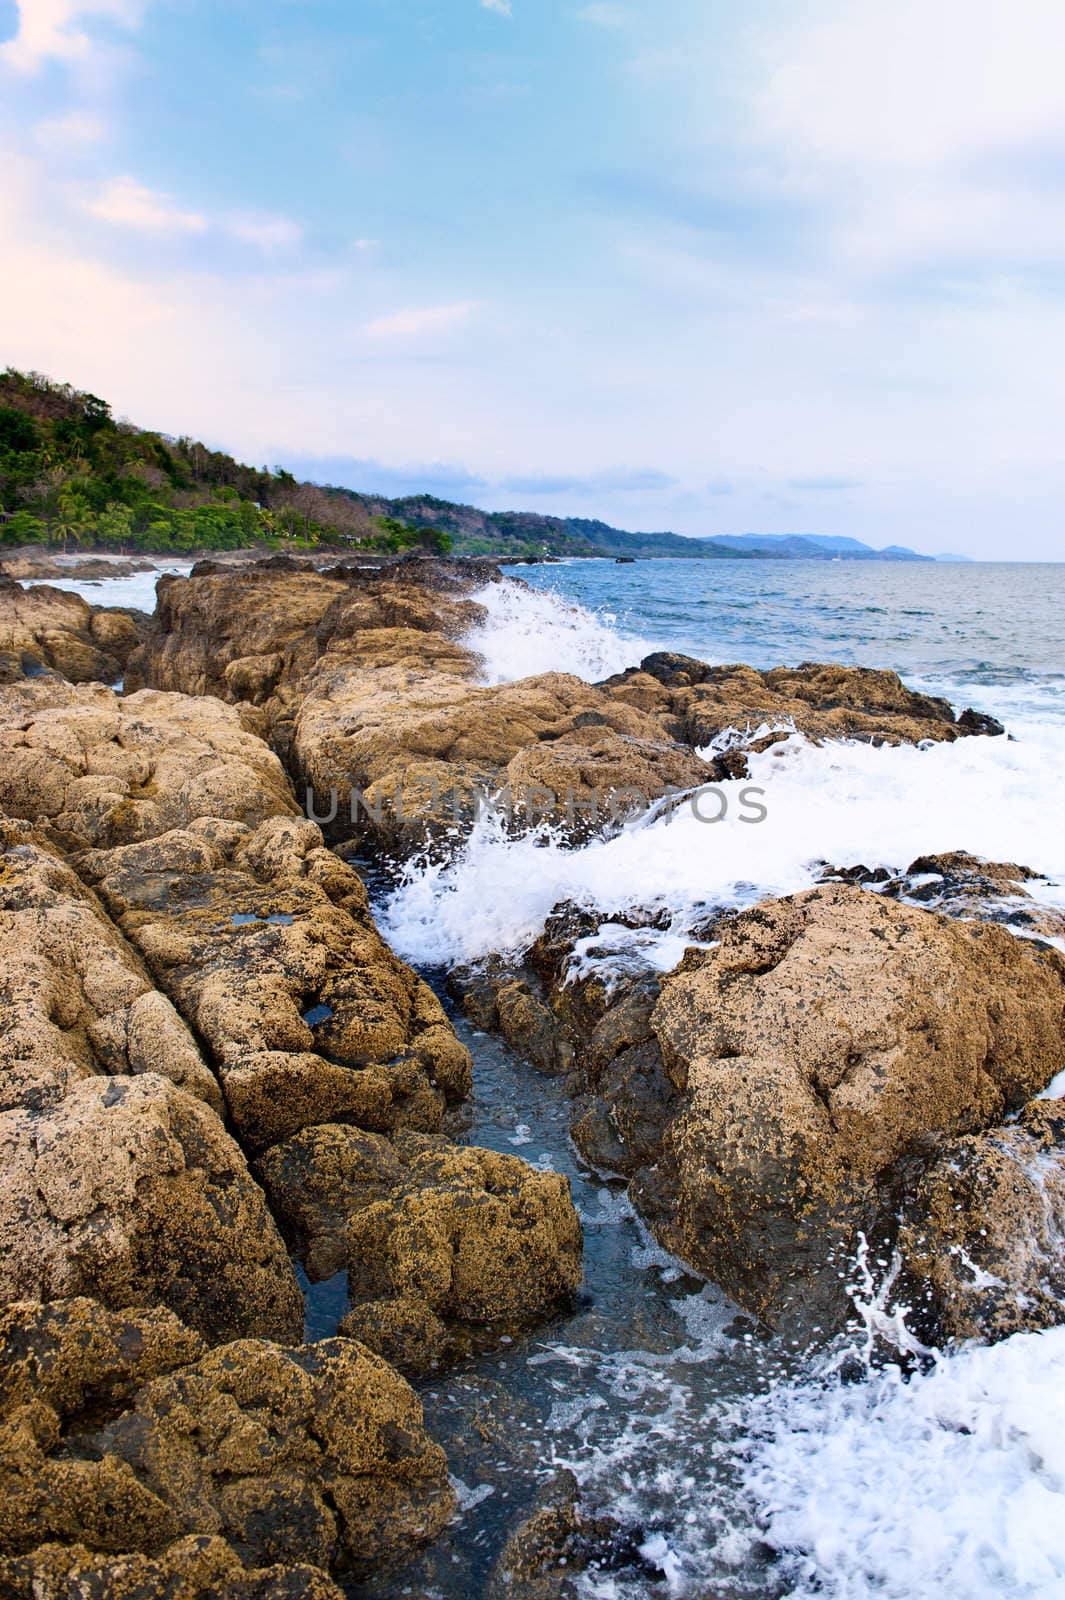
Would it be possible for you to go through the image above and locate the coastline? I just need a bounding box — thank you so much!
[0,555,1064,1597]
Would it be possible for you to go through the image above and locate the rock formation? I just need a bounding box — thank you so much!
[899,1097,1065,1342]
[0,1298,453,1589]
[458,886,1065,1341]
[0,576,146,686]
[601,653,1004,768]
[258,1127,583,1374]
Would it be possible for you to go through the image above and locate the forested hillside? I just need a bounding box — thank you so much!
[1,367,913,563]
[0,367,707,559]
[0,369,449,556]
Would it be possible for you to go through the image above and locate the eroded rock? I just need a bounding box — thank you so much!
[0,1299,453,1583]
[602,654,1004,767]
[0,817,221,1114]
[79,815,472,1151]
[0,681,297,851]
[0,1074,302,1343]
[259,1125,582,1374]
[0,577,147,686]
[899,1098,1065,1342]
[0,1537,346,1600]
[639,886,1065,1336]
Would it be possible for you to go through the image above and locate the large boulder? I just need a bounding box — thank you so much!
[601,654,1004,767]
[458,887,1065,1341]
[0,681,298,851]
[0,1298,453,1584]
[0,1074,303,1343]
[0,577,146,686]
[78,815,472,1151]
[899,1098,1065,1343]
[0,817,220,1114]
[639,885,1065,1336]
[124,555,494,756]
[294,655,710,851]
[258,1126,583,1374]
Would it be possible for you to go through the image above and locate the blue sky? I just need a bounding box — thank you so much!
[2,1,1065,556]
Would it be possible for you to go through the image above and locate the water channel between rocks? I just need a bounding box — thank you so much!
[302,962,800,1600]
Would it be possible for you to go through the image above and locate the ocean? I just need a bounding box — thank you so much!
[39,555,1065,1599]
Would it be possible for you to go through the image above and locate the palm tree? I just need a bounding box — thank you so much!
[54,490,88,552]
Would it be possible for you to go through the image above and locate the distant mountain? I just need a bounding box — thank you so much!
[706,533,931,562]
[352,498,753,559]
[933,552,975,563]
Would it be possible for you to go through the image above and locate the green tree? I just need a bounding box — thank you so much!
[97,501,134,550]
[0,511,48,545]
[54,489,91,551]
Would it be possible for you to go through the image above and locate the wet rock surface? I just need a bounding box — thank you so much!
[899,1097,1065,1342]
[458,886,1065,1342]
[484,1471,652,1600]
[601,653,1004,769]
[641,886,1065,1335]
[259,1126,582,1375]
[0,1298,452,1589]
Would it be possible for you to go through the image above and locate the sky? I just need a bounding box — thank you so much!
[1,1,1064,558]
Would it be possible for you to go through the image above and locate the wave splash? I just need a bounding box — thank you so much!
[463,577,653,685]
[380,727,1065,972]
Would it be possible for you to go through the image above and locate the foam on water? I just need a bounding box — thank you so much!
[730,1325,1065,1600]
[464,576,652,685]
[380,724,1065,969]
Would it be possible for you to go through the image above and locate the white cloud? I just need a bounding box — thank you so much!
[227,212,302,253]
[364,302,476,339]
[0,0,140,74]
[481,0,513,15]
[757,0,1065,168]
[86,175,207,233]
[35,109,108,147]
[742,0,1065,278]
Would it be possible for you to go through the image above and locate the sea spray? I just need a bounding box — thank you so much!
[464,576,653,685]
[381,728,1065,970]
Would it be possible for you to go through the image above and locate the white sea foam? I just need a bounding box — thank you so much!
[733,1325,1065,1599]
[463,577,652,685]
[380,724,1065,970]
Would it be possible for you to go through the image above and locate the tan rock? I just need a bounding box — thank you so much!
[0,681,297,851]
[0,578,145,685]
[602,653,1004,763]
[899,1098,1065,1342]
[295,660,711,850]
[0,1074,303,1343]
[0,817,220,1114]
[882,850,1065,945]
[0,1299,453,1581]
[259,1126,583,1374]
[639,885,1065,1335]
[0,1537,346,1600]
[80,815,472,1150]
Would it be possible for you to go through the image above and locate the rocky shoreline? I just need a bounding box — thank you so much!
[0,555,1062,1596]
